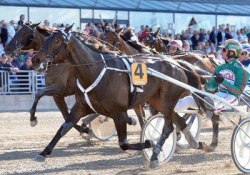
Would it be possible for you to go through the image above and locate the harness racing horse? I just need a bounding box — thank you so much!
[103,28,224,148]
[4,24,77,128]
[5,24,139,137]
[33,27,208,167]
[143,28,170,53]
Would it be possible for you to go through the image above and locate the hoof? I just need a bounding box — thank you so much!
[34,154,45,162]
[145,140,153,148]
[177,133,181,141]
[210,142,218,148]
[30,119,38,127]
[149,160,159,169]
[130,118,137,126]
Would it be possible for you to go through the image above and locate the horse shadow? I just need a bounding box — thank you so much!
[9,154,145,175]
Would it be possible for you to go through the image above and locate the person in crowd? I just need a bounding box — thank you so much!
[217,25,226,46]
[0,53,19,72]
[17,14,25,29]
[140,25,150,42]
[209,26,217,45]
[0,22,8,53]
[191,31,200,50]
[52,23,59,30]
[138,25,145,42]
[167,40,183,55]
[182,40,190,52]
[8,56,20,69]
[225,28,233,40]
[43,19,50,28]
[238,28,248,43]
[7,20,16,44]
[199,28,206,42]
[18,57,33,92]
[20,57,33,71]
[175,39,249,114]
[238,49,250,72]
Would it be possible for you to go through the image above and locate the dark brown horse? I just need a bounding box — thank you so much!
[33,28,207,168]
[5,24,74,126]
[143,28,170,53]
[5,24,139,135]
[102,28,223,148]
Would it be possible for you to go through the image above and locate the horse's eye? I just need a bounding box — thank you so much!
[55,39,60,43]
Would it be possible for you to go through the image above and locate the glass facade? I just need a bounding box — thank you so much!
[81,9,93,19]
[217,15,250,31]
[0,6,27,23]
[175,13,216,34]
[129,12,173,33]
[29,7,80,29]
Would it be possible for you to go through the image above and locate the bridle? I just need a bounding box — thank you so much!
[39,30,70,70]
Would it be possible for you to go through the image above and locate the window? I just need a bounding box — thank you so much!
[0,6,27,23]
[29,7,80,30]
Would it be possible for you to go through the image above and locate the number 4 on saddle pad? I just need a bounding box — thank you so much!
[131,63,148,86]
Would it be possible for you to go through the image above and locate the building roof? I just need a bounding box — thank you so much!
[1,0,250,15]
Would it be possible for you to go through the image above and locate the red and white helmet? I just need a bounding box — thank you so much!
[167,40,183,50]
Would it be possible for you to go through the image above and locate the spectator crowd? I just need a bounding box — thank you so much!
[0,13,250,93]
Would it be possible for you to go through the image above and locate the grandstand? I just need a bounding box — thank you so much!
[0,0,250,15]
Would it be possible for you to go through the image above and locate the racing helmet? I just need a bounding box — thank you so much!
[224,39,242,57]
[167,40,183,50]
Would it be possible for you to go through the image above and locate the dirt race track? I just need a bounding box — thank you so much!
[0,111,244,175]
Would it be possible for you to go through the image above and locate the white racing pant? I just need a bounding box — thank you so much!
[174,91,239,113]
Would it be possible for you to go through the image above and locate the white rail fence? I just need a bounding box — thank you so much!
[0,70,75,112]
[0,70,45,94]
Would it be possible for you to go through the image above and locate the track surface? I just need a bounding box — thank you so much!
[0,111,243,175]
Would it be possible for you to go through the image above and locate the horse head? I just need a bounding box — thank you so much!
[144,28,170,53]
[101,28,123,49]
[32,24,73,71]
[5,23,40,56]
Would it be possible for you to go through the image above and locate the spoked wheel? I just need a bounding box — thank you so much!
[81,114,116,141]
[177,113,201,148]
[90,115,116,141]
[231,117,250,173]
[140,114,177,164]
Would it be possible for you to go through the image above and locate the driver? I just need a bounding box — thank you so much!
[174,39,249,113]
[167,40,183,55]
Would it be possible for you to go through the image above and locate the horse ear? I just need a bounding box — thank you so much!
[65,23,74,33]
[30,22,41,29]
[116,28,123,35]
[154,27,160,36]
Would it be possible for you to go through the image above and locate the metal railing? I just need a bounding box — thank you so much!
[0,70,45,95]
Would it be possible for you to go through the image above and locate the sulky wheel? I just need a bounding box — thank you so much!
[177,113,201,148]
[231,117,250,173]
[140,114,177,164]
[90,114,116,141]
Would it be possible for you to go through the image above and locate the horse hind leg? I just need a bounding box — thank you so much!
[150,116,174,169]
[113,112,152,151]
[210,113,220,148]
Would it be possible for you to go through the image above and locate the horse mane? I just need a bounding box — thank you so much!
[159,36,171,46]
[121,30,152,54]
[74,32,119,54]
[36,26,52,37]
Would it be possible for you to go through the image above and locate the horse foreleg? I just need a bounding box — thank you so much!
[150,116,174,169]
[29,84,59,127]
[114,112,151,151]
[34,103,90,162]
[53,96,69,121]
[210,113,220,148]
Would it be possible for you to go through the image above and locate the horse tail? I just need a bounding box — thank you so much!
[176,60,207,114]
[176,60,201,89]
